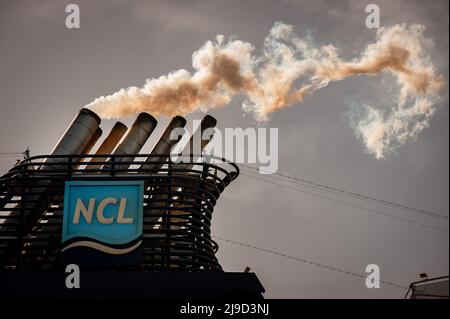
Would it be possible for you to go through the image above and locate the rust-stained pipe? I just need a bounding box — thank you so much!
[76,127,102,168]
[89,121,127,169]
[83,127,103,155]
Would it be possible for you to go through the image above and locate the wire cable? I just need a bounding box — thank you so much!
[238,164,447,220]
[213,235,408,290]
[240,171,448,233]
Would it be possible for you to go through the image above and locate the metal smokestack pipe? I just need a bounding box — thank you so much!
[1,108,101,207]
[83,127,103,155]
[41,108,101,172]
[162,115,218,232]
[147,115,217,227]
[175,115,217,185]
[48,108,101,158]
[16,109,101,259]
[183,114,217,164]
[109,112,157,170]
[89,121,127,169]
[140,116,186,173]
[95,122,128,154]
[76,127,102,168]
[6,109,101,235]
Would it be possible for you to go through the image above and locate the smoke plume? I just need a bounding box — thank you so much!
[87,22,444,159]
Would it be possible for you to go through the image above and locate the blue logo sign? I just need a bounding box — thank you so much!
[62,181,144,254]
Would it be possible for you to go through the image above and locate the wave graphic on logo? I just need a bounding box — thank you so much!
[61,237,141,255]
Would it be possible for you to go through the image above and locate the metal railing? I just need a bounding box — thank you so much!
[0,153,239,272]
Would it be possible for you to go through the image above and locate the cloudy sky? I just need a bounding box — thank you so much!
[0,0,448,298]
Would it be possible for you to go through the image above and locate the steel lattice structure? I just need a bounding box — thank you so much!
[0,154,239,271]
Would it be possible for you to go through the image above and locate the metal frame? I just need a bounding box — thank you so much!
[0,153,239,272]
[404,276,449,299]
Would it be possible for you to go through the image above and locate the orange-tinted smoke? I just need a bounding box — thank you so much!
[87,22,444,159]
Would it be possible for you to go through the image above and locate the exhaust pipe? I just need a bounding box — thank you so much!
[3,108,102,243]
[6,108,102,263]
[140,116,186,173]
[83,127,103,155]
[89,121,127,170]
[165,115,217,231]
[49,108,101,157]
[1,108,101,205]
[148,115,216,227]
[108,112,157,170]
[42,108,101,171]
[182,114,217,166]
[76,127,102,168]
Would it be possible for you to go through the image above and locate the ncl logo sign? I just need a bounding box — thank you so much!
[62,181,144,254]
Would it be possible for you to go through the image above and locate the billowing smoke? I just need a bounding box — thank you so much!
[87,22,444,159]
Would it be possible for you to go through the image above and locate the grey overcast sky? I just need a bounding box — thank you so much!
[0,0,448,298]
